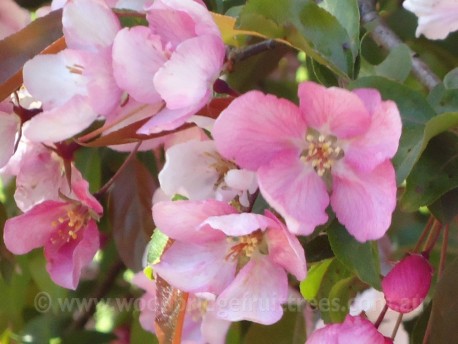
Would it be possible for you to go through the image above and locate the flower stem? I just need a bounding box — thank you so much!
[414,216,435,253]
[95,141,142,198]
[438,224,450,279]
[391,313,403,340]
[423,219,443,255]
[374,303,388,329]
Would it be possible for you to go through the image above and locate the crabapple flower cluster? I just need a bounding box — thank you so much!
[0,0,416,341]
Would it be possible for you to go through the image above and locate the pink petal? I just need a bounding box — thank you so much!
[264,210,307,280]
[298,81,371,139]
[203,213,274,237]
[23,96,99,142]
[152,200,236,243]
[23,50,87,109]
[63,0,120,50]
[0,0,30,39]
[154,34,224,110]
[3,201,67,254]
[83,48,123,115]
[146,0,219,47]
[138,293,157,334]
[201,308,231,344]
[343,89,402,172]
[112,27,166,104]
[257,153,329,235]
[215,255,288,325]
[153,240,236,294]
[0,111,19,168]
[132,272,156,295]
[44,220,100,289]
[71,171,104,214]
[307,315,386,343]
[213,91,306,171]
[382,254,433,313]
[137,100,204,134]
[331,160,397,242]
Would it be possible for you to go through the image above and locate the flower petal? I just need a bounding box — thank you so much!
[0,111,19,168]
[215,255,288,325]
[213,91,306,171]
[203,213,273,237]
[112,26,166,104]
[257,153,329,235]
[153,240,236,294]
[23,96,99,142]
[44,220,99,289]
[152,200,236,243]
[298,81,371,139]
[3,201,67,254]
[264,210,307,280]
[63,0,120,50]
[331,160,397,242]
[343,89,402,172]
[154,34,224,110]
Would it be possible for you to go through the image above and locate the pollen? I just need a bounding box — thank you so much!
[301,131,343,176]
[225,231,263,261]
[50,205,89,245]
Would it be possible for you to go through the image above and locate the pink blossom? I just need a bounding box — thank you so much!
[403,0,458,39]
[3,176,103,289]
[23,0,122,142]
[306,315,390,343]
[132,272,230,344]
[112,0,225,135]
[213,82,401,242]
[152,200,306,324]
[382,253,433,313]
[0,101,20,168]
[158,140,257,206]
[0,0,30,40]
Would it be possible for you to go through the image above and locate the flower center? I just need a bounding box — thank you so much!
[301,132,343,176]
[206,151,238,189]
[225,231,263,261]
[50,205,90,245]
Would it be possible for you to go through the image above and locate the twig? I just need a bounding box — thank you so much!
[437,224,449,279]
[423,219,442,255]
[374,303,388,329]
[94,141,142,198]
[414,215,434,253]
[68,260,125,331]
[229,39,280,64]
[358,0,441,90]
[391,313,404,340]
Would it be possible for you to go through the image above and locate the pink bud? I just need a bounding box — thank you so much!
[382,254,433,313]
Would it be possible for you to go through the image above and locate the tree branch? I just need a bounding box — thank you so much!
[229,39,280,64]
[358,0,441,91]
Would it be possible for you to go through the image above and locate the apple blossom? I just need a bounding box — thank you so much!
[158,140,257,206]
[22,0,122,142]
[403,0,458,39]
[382,253,433,313]
[152,200,306,324]
[132,272,230,344]
[112,0,225,135]
[213,82,402,242]
[3,175,103,289]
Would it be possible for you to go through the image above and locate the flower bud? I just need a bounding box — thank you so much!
[382,254,433,313]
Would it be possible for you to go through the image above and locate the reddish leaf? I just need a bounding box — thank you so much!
[108,158,156,270]
[155,275,189,344]
[195,97,235,118]
[0,10,64,101]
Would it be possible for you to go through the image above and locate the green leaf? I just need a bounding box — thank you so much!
[243,307,306,344]
[21,315,68,343]
[60,330,117,344]
[314,258,352,323]
[108,158,156,271]
[304,235,334,263]
[429,188,458,224]
[130,314,158,344]
[327,276,364,323]
[317,0,360,59]
[429,258,458,344]
[350,76,437,183]
[300,258,333,300]
[238,0,355,76]
[443,67,458,89]
[147,229,169,265]
[327,221,381,290]
[374,44,412,82]
[428,84,458,114]
[401,132,458,212]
